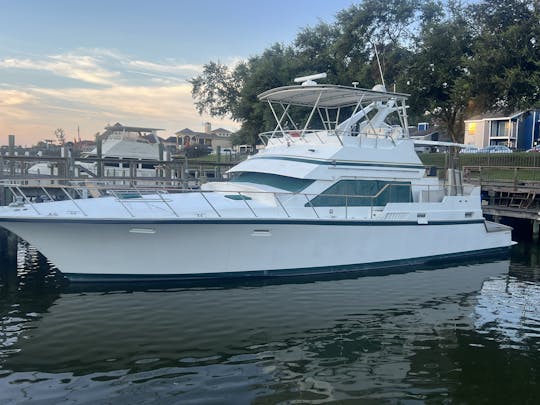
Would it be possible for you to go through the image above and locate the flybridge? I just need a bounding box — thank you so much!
[257,78,411,146]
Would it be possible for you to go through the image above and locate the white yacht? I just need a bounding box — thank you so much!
[0,75,514,282]
[28,124,163,178]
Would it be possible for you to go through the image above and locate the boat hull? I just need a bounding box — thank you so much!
[0,219,513,282]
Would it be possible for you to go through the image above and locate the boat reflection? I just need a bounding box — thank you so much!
[2,258,510,371]
[1,246,539,403]
[474,263,540,350]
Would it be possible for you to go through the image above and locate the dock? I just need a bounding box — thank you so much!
[463,165,540,238]
[0,152,240,205]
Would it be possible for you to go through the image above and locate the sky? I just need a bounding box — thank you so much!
[0,0,355,146]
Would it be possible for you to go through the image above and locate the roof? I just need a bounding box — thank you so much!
[104,123,164,132]
[85,137,160,159]
[465,111,524,121]
[258,84,409,108]
[211,128,232,134]
[409,127,439,138]
[175,128,195,135]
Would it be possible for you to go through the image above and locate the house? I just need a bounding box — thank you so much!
[463,109,540,150]
[175,124,233,152]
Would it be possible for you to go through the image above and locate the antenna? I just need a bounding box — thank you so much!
[372,43,386,89]
[293,72,327,86]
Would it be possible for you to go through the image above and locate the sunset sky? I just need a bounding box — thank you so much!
[0,0,354,146]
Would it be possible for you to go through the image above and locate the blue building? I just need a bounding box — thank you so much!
[522,110,540,150]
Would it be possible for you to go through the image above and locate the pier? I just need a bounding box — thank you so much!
[0,152,239,205]
[463,165,540,239]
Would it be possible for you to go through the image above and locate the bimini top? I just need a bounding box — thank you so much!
[258,84,409,108]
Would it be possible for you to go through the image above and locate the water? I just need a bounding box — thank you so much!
[1,242,540,404]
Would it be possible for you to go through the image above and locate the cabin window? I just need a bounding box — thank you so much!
[307,180,412,207]
[230,172,314,192]
[141,163,155,170]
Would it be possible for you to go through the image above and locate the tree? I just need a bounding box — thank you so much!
[189,61,247,119]
[294,21,344,82]
[405,1,473,142]
[191,44,305,145]
[466,0,540,113]
[184,144,211,158]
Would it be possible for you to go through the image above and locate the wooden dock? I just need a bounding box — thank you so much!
[0,155,243,209]
[479,181,539,218]
[462,166,540,221]
[462,166,540,238]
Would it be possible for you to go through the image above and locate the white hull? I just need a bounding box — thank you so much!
[1,219,512,281]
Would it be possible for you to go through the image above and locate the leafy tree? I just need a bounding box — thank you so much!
[189,61,247,119]
[466,0,540,113]
[405,1,473,142]
[293,22,347,87]
[184,144,211,158]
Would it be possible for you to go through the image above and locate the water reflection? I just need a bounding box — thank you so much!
[1,244,539,403]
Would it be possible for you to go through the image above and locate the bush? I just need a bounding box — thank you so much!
[184,144,211,158]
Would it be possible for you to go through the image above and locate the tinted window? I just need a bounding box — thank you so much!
[230,172,314,192]
[308,180,412,207]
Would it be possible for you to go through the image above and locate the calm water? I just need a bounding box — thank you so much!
[1,241,540,404]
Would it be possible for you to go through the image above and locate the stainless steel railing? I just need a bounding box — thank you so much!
[0,180,467,220]
[258,128,402,147]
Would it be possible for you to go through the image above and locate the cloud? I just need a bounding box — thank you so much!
[0,49,212,88]
[0,48,240,143]
[0,54,119,86]
[126,69,186,84]
[0,89,36,106]
[0,48,202,86]
[127,59,202,74]
[0,89,37,123]
[5,82,238,142]
[33,83,194,118]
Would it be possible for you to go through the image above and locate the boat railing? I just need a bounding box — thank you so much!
[258,128,400,147]
[258,129,335,146]
[0,180,468,220]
